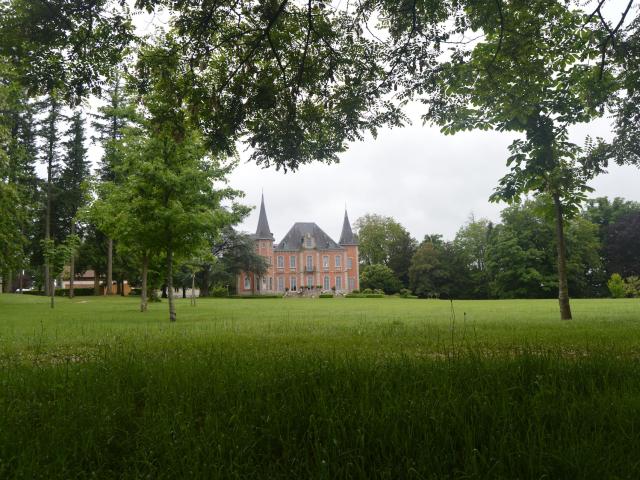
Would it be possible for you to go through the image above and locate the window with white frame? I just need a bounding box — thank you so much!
[307,275,313,288]
[335,255,341,268]
[278,276,284,291]
[290,255,296,269]
[336,276,342,290]
[244,275,251,290]
[349,277,355,290]
[269,277,272,290]
[290,276,297,291]
[347,257,353,269]
[306,255,313,270]
[323,255,329,270]
[324,275,330,290]
[277,255,284,268]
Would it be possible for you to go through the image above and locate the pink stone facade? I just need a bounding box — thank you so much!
[237,197,359,295]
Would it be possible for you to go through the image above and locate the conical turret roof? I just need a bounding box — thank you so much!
[339,210,358,245]
[255,194,274,240]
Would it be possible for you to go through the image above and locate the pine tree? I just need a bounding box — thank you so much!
[37,93,63,295]
[58,110,90,298]
[0,61,40,292]
[91,74,134,295]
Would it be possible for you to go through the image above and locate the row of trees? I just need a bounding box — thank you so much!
[358,196,640,300]
[2,0,639,320]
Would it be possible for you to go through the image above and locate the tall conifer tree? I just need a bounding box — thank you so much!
[58,110,90,298]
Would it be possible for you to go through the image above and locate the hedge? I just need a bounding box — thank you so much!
[345,293,385,298]
[20,288,95,297]
[228,295,281,299]
[319,294,334,298]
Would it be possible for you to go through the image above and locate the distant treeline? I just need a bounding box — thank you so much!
[356,196,640,299]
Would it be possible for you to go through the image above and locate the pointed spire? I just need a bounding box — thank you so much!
[255,193,274,240]
[339,209,358,245]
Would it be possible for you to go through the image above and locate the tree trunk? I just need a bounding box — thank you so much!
[553,193,572,320]
[191,274,196,307]
[94,272,100,296]
[182,286,186,299]
[44,178,51,297]
[2,270,11,293]
[69,256,75,299]
[167,246,176,322]
[50,277,55,308]
[69,224,75,299]
[141,253,148,312]
[106,238,113,295]
[161,284,167,298]
[200,266,210,297]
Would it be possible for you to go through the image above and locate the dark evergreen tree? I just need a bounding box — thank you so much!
[36,93,63,295]
[91,74,135,295]
[57,110,90,297]
[0,63,40,291]
[605,213,640,279]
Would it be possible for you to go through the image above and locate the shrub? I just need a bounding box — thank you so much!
[129,288,141,296]
[319,294,334,298]
[360,264,402,294]
[361,288,373,295]
[345,293,385,298]
[399,288,412,298]
[608,274,626,298]
[624,276,640,298]
[211,286,228,298]
[21,290,44,296]
[351,289,360,294]
[228,295,281,299]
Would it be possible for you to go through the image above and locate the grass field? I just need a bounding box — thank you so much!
[1,294,640,478]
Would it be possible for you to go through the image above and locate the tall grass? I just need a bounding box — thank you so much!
[1,295,639,478]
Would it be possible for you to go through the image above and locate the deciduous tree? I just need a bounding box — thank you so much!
[418,1,615,318]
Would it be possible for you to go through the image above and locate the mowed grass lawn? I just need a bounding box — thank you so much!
[1,295,640,479]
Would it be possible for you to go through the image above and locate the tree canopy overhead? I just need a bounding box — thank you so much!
[0,0,133,102]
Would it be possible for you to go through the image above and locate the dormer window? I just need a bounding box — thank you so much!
[304,234,313,249]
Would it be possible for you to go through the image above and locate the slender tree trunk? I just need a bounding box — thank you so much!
[50,277,55,308]
[167,246,176,322]
[182,286,186,299]
[69,256,75,299]
[2,270,11,292]
[106,238,113,295]
[553,193,572,320]
[44,163,52,297]
[141,253,148,312]
[69,224,75,299]
[94,272,100,295]
[191,274,196,306]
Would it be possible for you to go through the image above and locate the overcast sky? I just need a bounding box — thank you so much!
[230,107,640,243]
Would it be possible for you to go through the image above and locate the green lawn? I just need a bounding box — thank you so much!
[1,294,640,478]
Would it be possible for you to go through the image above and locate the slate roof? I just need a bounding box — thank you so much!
[255,194,274,240]
[274,222,343,251]
[339,210,358,245]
